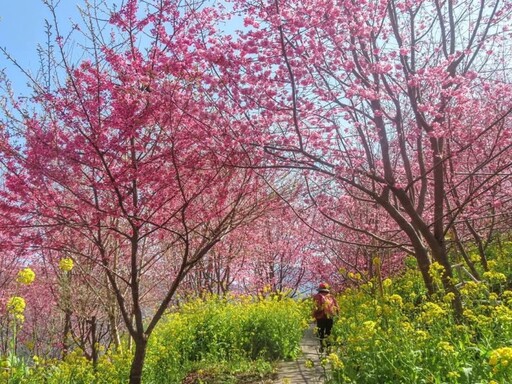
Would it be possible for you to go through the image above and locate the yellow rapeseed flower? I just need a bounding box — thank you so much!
[428,262,445,285]
[476,314,492,326]
[492,305,512,324]
[6,296,26,322]
[361,320,378,338]
[429,262,445,274]
[463,309,478,323]
[443,292,455,303]
[469,253,480,263]
[361,281,373,290]
[388,294,403,307]
[489,347,512,373]
[328,353,344,370]
[447,371,460,379]
[460,281,487,297]
[483,271,507,285]
[401,321,413,332]
[502,291,512,307]
[16,267,35,285]
[59,257,74,272]
[437,341,455,355]
[7,296,25,314]
[419,302,446,324]
[415,330,429,341]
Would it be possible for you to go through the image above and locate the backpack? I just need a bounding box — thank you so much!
[313,293,338,320]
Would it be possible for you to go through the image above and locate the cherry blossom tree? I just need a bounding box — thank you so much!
[445,135,512,276]
[218,0,512,316]
[0,1,272,382]
[233,205,321,296]
[296,175,412,282]
[179,193,324,297]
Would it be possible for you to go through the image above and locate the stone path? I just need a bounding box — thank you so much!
[273,324,328,384]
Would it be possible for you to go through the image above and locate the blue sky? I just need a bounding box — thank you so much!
[0,1,240,96]
[0,2,59,70]
[0,1,114,95]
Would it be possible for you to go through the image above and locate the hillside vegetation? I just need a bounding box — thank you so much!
[1,295,309,383]
[328,241,512,383]
[3,241,512,383]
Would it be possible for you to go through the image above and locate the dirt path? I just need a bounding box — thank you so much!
[273,324,328,384]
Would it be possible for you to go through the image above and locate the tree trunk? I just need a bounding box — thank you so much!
[105,251,122,351]
[430,134,464,320]
[441,269,464,321]
[62,309,72,359]
[109,308,122,351]
[432,241,464,321]
[89,316,98,370]
[414,246,435,296]
[129,335,148,384]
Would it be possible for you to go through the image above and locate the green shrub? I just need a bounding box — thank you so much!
[144,294,309,383]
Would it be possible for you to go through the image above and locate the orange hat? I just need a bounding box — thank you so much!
[318,283,330,292]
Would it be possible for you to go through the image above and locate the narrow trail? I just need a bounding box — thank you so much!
[273,324,328,384]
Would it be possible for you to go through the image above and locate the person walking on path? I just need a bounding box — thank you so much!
[312,282,339,353]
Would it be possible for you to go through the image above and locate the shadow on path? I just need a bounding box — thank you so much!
[273,324,327,384]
